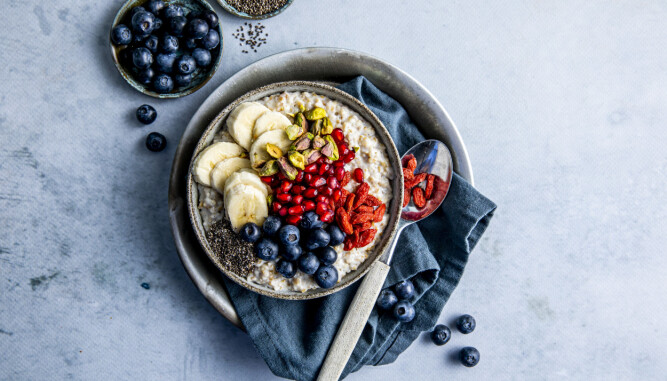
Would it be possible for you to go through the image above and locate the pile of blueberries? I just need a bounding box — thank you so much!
[376,280,417,322]
[110,0,220,94]
[430,314,480,367]
[238,211,346,289]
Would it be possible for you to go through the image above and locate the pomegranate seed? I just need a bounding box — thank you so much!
[326,166,335,176]
[327,176,340,189]
[318,186,333,196]
[272,202,282,213]
[292,195,304,205]
[321,210,335,223]
[303,200,316,211]
[309,175,326,188]
[261,176,273,184]
[333,160,345,167]
[332,189,342,202]
[317,157,325,164]
[323,158,334,164]
[353,168,364,183]
[291,185,304,195]
[288,205,305,215]
[339,142,350,156]
[285,215,302,225]
[276,193,292,203]
[277,172,286,180]
[315,194,328,204]
[279,207,288,217]
[334,167,345,181]
[332,128,344,143]
[304,173,313,183]
[303,188,318,198]
[280,181,293,193]
[316,202,329,216]
[304,163,318,173]
[295,170,304,182]
[318,163,330,175]
[343,151,356,163]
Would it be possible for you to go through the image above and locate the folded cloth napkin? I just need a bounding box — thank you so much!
[223,76,497,380]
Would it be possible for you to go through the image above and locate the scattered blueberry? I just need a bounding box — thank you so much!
[394,279,415,300]
[144,35,159,53]
[300,211,323,230]
[393,300,415,322]
[141,282,150,290]
[326,224,345,246]
[146,0,165,15]
[169,16,188,37]
[376,289,398,311]
[131,11,156,35]
[111,24,132,45]
[276,259,297,279]
[183,37,198,50]
[175,55,196,74]
[430,324,451,346]
[459,347,480,367]
[155,53,176,73]
[200,29,220,50]
[315,265,338,289]
[317,246,337,266]
[192,48,211,67]
[298,252,320,275]
[132,47,153,69]
[255,238,279,261]
[161,34,179,53]
[281,244,302,261]
[202,10,218,28]
[136,104,157,124]
[304,228,330,250]
[262,215,282,236]
[153,73,173,93]
[239,222,261,243]
[145,132,166,152]
[279,225,300,246]
[162,4,184,19]
[456,314,476,334]
[173,73,192,87]
[186,18,209,39]
[136,67,155,85]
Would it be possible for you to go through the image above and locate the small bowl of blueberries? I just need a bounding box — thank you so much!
[110,0,222,98]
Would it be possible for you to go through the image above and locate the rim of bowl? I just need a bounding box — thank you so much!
[109,0,224,99]
[186,81,404,300]
[216,0,294,20]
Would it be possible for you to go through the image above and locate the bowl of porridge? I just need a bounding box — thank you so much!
[186,81,403,299]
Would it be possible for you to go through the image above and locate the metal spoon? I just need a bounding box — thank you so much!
[317,140,454,381]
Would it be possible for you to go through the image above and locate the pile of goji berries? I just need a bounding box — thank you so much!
[403,154,438,208]
[335,181,386,250]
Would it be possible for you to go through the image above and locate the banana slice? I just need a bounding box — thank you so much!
[224,168,269,199]
[209,157,252,193]
[192,142,246,186]
[226,102,270,150]
[224,184,269,231]
[249,129,293,168]
[252,111,292,140]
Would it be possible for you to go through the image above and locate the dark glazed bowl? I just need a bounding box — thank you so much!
[109,0,223,98]
[216,0,294,19]
[186,81,403,300]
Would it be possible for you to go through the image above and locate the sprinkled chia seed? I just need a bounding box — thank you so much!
[207,219,256,276]
[233,22,269,54]
[226,0,288,16]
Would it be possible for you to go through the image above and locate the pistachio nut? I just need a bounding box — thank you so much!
[288,151,306,170]
[321,117,334,135]
[266,143,283,159]
[277,156,298,180]
[321,135,340,161]
[304,107,327,121]
[259,160,279,176]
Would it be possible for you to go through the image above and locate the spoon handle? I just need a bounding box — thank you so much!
[316,260,390,381]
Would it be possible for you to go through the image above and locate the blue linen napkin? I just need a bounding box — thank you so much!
[222,76,496,380]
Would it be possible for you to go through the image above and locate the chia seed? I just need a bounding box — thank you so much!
[207,219,256,276]
[233,22,269,54]
[226,0,288,16]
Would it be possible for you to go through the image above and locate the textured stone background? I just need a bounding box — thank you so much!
[1,0,665,379]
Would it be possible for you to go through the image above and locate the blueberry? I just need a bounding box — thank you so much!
[202,10,219,28]
[326,224,345,246]
[155,53,176,73]
[192,48,211,67]
[131,11,156,35]
[169,16,187,37]
[162,4,184,19]
[262,215,282,236]
[278,225,300,246]
[200,29,220,50]
[183,37,198,50]
[376,289,398,311]
[152,73,173,93]
[317,246,337,266]
[154,17,163,30]
[300,211,323,230]
[393,300,415,322]
[161,34,179,53]
[239,222,261,243]
[304,228,330,250]
[136,104,157,124]
[456,314,476,334]
[111,24,132,45]
[146,0,165,15]
[145,132,166,152]
[175,55,196,74]
[394,279,415,300]
[186,18,209,39]
[276,259,297,279]
[132,47,153,69]
[136,67,155,85]
[315,265,338,289]
[281,244,302,261]
[255,238,279,261]
[144,35,159,53]
[129,6,146,19]
[133,32,149,42]
[460,347,480,367]
[297,252,319,275]
[173,73,192,87]
[430,324,451,346]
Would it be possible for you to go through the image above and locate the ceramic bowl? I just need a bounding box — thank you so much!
[186,81,404,300]
[216,0,294,19]
[109,0,223,98]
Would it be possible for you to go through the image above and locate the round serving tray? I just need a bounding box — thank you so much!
[169,47,474,330]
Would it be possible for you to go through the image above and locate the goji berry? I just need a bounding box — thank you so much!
[344,235,356,250]
[336,207,354,235]
[402,167,414,181]
[403,188,410,208]
[355,222,372,231]
[357,229,377,248]
[354,182,370,208]
[341,171,352,187]
[351,213,374,225]
[405,155,417,172]
[405,173,427,189]
[345,193,355,213]
[365,194,381,207]
[373,203,386,222]
[412,187,426,208]
[425,174,435,199]
[356,205,374,214]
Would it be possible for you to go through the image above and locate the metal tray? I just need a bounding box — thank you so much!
[168,47,474,330]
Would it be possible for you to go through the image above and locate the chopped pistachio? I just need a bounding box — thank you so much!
[321,135,340,161]
[266,143,283,159]
[304,107,327,121]
[288,151,306,170]
[353,146,360,152]
[321,117,333,135]
[277,156,298,180]
[312,135,326,150]
[310,119,322,135]
[303,149,322,164]
[292,135,312,151]
[259,160,279,176]
[286,124,306,140]
[294,112,309,133]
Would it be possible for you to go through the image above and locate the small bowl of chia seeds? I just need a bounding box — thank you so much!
[217,0,294,19]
